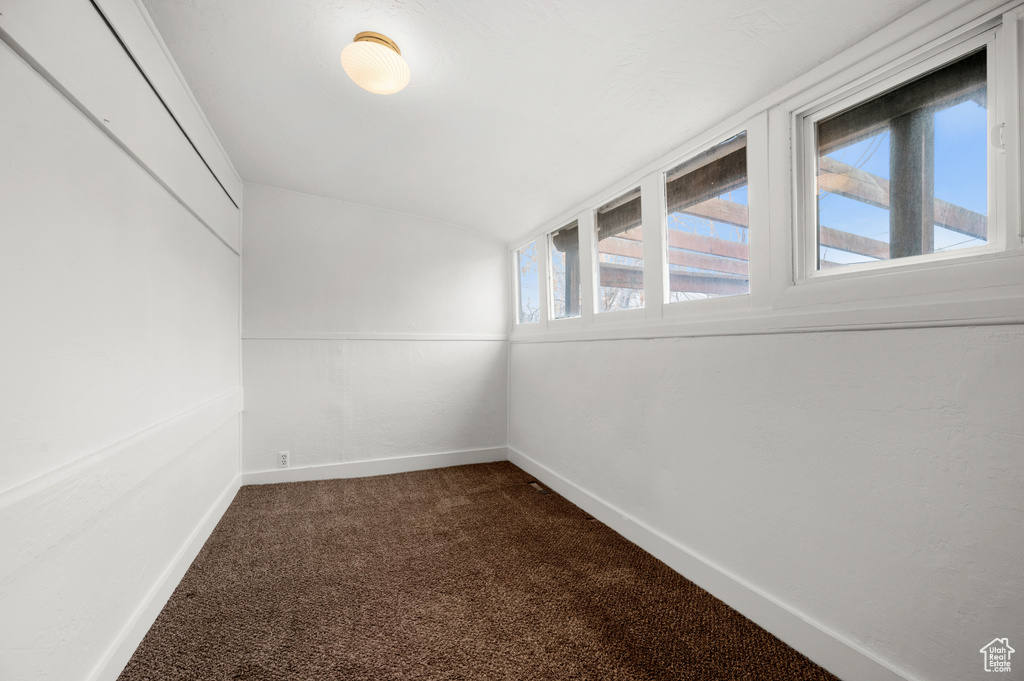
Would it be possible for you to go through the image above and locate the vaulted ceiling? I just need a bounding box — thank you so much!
[143,0,928,244]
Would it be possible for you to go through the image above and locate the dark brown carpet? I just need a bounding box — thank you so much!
[118,462,840,680]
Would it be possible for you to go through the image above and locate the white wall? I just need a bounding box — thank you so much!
[507,3,1024,679]
[509,324,1024,681]
[242,185,508,475]
[0,3,242,679]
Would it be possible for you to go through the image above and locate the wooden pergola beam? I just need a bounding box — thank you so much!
[596,154,984,265]
[669,231,749,261]
[668,272,749,296]
[818,156,986,240]
[818,226,889,259]
[669,252,748,277]
[672,197,749,231]
[599,238,749,276]
[604,226,750,261]
[598,262,747,295]
[599,214,889,263]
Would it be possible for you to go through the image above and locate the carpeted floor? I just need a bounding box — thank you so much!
[117,462,840,680]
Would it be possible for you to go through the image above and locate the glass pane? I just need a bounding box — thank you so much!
[816,48,987,269]
[818,132,891,267]
[549,221,580,319]
[596,188,643,312]
[665,132,749,301]
[933,100,988,252]
[516,240,539,324]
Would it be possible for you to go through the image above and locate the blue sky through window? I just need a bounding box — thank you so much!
[667,184,749,300]
[517,241,539,323]
[818,99,987,265]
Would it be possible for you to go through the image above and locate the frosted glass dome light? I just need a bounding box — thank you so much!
[340,32,411,95]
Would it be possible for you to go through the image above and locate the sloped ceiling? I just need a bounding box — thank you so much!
[142,0,928,244]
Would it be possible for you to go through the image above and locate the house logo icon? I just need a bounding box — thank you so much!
[980,638,1014,672]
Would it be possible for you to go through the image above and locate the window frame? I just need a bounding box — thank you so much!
[507,1,1024,343]
[662,130,753,308]
[793,24,1006,284]
[547,220,584,324]
[660,114,769,322]
[592,186,647,317]
[512,239,542,326]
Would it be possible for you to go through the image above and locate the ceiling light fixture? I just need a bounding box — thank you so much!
[340,32,411,95]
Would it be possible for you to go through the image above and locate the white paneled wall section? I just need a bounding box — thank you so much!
[0,1,242,680]
[241,185,509,482]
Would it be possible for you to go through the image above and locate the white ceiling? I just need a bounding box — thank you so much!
[142,0,928,244]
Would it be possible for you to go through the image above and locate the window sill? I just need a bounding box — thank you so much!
[509,287,1024,343]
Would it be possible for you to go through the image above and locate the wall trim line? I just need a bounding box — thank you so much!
[242,331,508,341]
[0,30,240,256]
[511,307,1024,344]
[86,474,242,681]
[507,446,921,681]
[0,388,243,508]
[241,447,509,485]
[123,0,243,190]
[85,0,238,209]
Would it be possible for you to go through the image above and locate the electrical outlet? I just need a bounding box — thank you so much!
[278,451,290,468]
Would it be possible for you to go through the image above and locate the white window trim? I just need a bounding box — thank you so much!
[546,221,584,327]
[768,5,1023,317]
[509,247,522,328]
[1011,7,1024,243]
[536,237,550,327]
[793,26,1005,284]
[659,114,769,322]
[508,0,1024,344]
[511,240,545,328]
[592,186,648,319]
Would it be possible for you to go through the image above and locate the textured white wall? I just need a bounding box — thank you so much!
[242,185,508,472]
[509,325,1024,681]
[0,24,241,681]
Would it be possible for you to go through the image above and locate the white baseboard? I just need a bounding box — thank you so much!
[508,446,917,681]
[87,474,242,681]
[241,446,509,486]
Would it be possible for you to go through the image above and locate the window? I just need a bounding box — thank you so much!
[515,240,539,324]
[812,47,989,270]
[596,188,644,312]
[509,9,1020,340]
[549,221,581,319]
[665,132,749,301]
